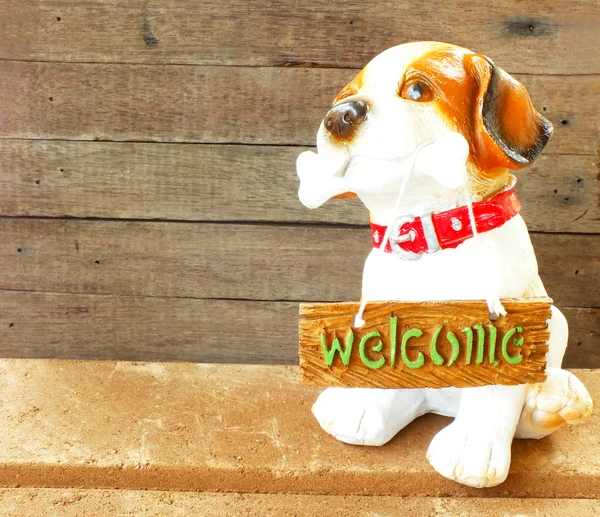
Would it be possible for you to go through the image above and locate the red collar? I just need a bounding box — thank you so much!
[370,181,520,260]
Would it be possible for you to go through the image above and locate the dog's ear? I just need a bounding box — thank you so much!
[464,54,553,171]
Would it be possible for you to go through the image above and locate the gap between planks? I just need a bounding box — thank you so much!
[1,57,599,77]
[0,136,597,155]
[0,216,597,236]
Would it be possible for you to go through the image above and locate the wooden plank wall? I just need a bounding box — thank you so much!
[0,1,598,367]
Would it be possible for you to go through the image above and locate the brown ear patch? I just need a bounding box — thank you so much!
[403,46,552,172]
[481,61,553,165]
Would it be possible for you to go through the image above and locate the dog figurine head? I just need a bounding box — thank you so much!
[297,42,552,222]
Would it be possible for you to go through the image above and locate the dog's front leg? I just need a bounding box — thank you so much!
[312,387,428,446]
[426,384,526,487]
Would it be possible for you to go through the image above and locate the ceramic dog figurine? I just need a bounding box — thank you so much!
[296,42,592,488]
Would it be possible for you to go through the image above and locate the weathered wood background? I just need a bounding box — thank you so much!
[0,1,598,367]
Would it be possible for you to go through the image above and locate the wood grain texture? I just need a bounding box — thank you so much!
[0,62,597,154]
[0,0,596,371]
[0,360,597,497]
[1,489,599,517]
[0,291,298,364]
[299,300,551,389]
[1,0,599,74]
[563,308,600,368]
[0,291,596,367]
[0,219,596,307]
[0,140,597,233]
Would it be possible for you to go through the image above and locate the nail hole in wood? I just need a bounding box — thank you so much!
[575,270,580,275]
[564,197,569,202]
[542,106,547,112]
[17,248,22,253]
[49,97,53,102]
[60,168,64,172]
[57,16,61,21]
[561,119,569,126]
[553,189,558,194]
[94,260,101,264]
[9,323,14,328]
[35,180,40,185]
[577,178,583,183]
[577,341,582,347]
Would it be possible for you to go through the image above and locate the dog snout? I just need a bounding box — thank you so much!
[324,100,368,140]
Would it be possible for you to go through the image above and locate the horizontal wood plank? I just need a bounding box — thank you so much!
[0,489,598,517]
[0,140,597,233]
[0,291,298,364]
[0,62,597,154]
[0,291,596,368]
[563,308,600,368]
[0,360,597,497]
[0,220,596,307]
[1,0,599,74]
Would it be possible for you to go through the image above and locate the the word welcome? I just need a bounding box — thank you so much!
[319,315,524,369]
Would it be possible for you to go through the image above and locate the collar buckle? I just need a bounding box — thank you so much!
[389,215,423,261]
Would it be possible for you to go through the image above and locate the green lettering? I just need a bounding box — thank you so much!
[390,315,398,368]
[430,325,444,366]
[462,327,473,364]
[502,326,524,365]
[359,331,385,369]
[488,324,499,366]
[474,324,485,365]
[401,328,425,369]
[320,331,354,367]
[446,331,460,367]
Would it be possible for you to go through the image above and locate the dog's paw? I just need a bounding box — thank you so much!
[312,387,424,446]
[312,388,389,446]
[515,367,593,439]
[426,421,511,488]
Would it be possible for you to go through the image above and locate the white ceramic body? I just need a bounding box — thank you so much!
[297,42,592,488]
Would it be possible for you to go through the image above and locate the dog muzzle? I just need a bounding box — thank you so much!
[370,180,520,260]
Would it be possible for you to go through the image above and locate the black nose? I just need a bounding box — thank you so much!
[324,100,368,139]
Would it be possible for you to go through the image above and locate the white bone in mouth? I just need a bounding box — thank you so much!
[298,132,471,213]
[296,151,349,209]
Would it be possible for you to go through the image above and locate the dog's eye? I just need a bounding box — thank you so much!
[408,83,423,100]
[400,80,434,102]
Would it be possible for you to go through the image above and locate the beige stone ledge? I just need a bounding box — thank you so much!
[1,489,599,517]
[0,360,597,498]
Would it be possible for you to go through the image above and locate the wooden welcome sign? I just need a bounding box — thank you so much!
[299,298,552,389]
